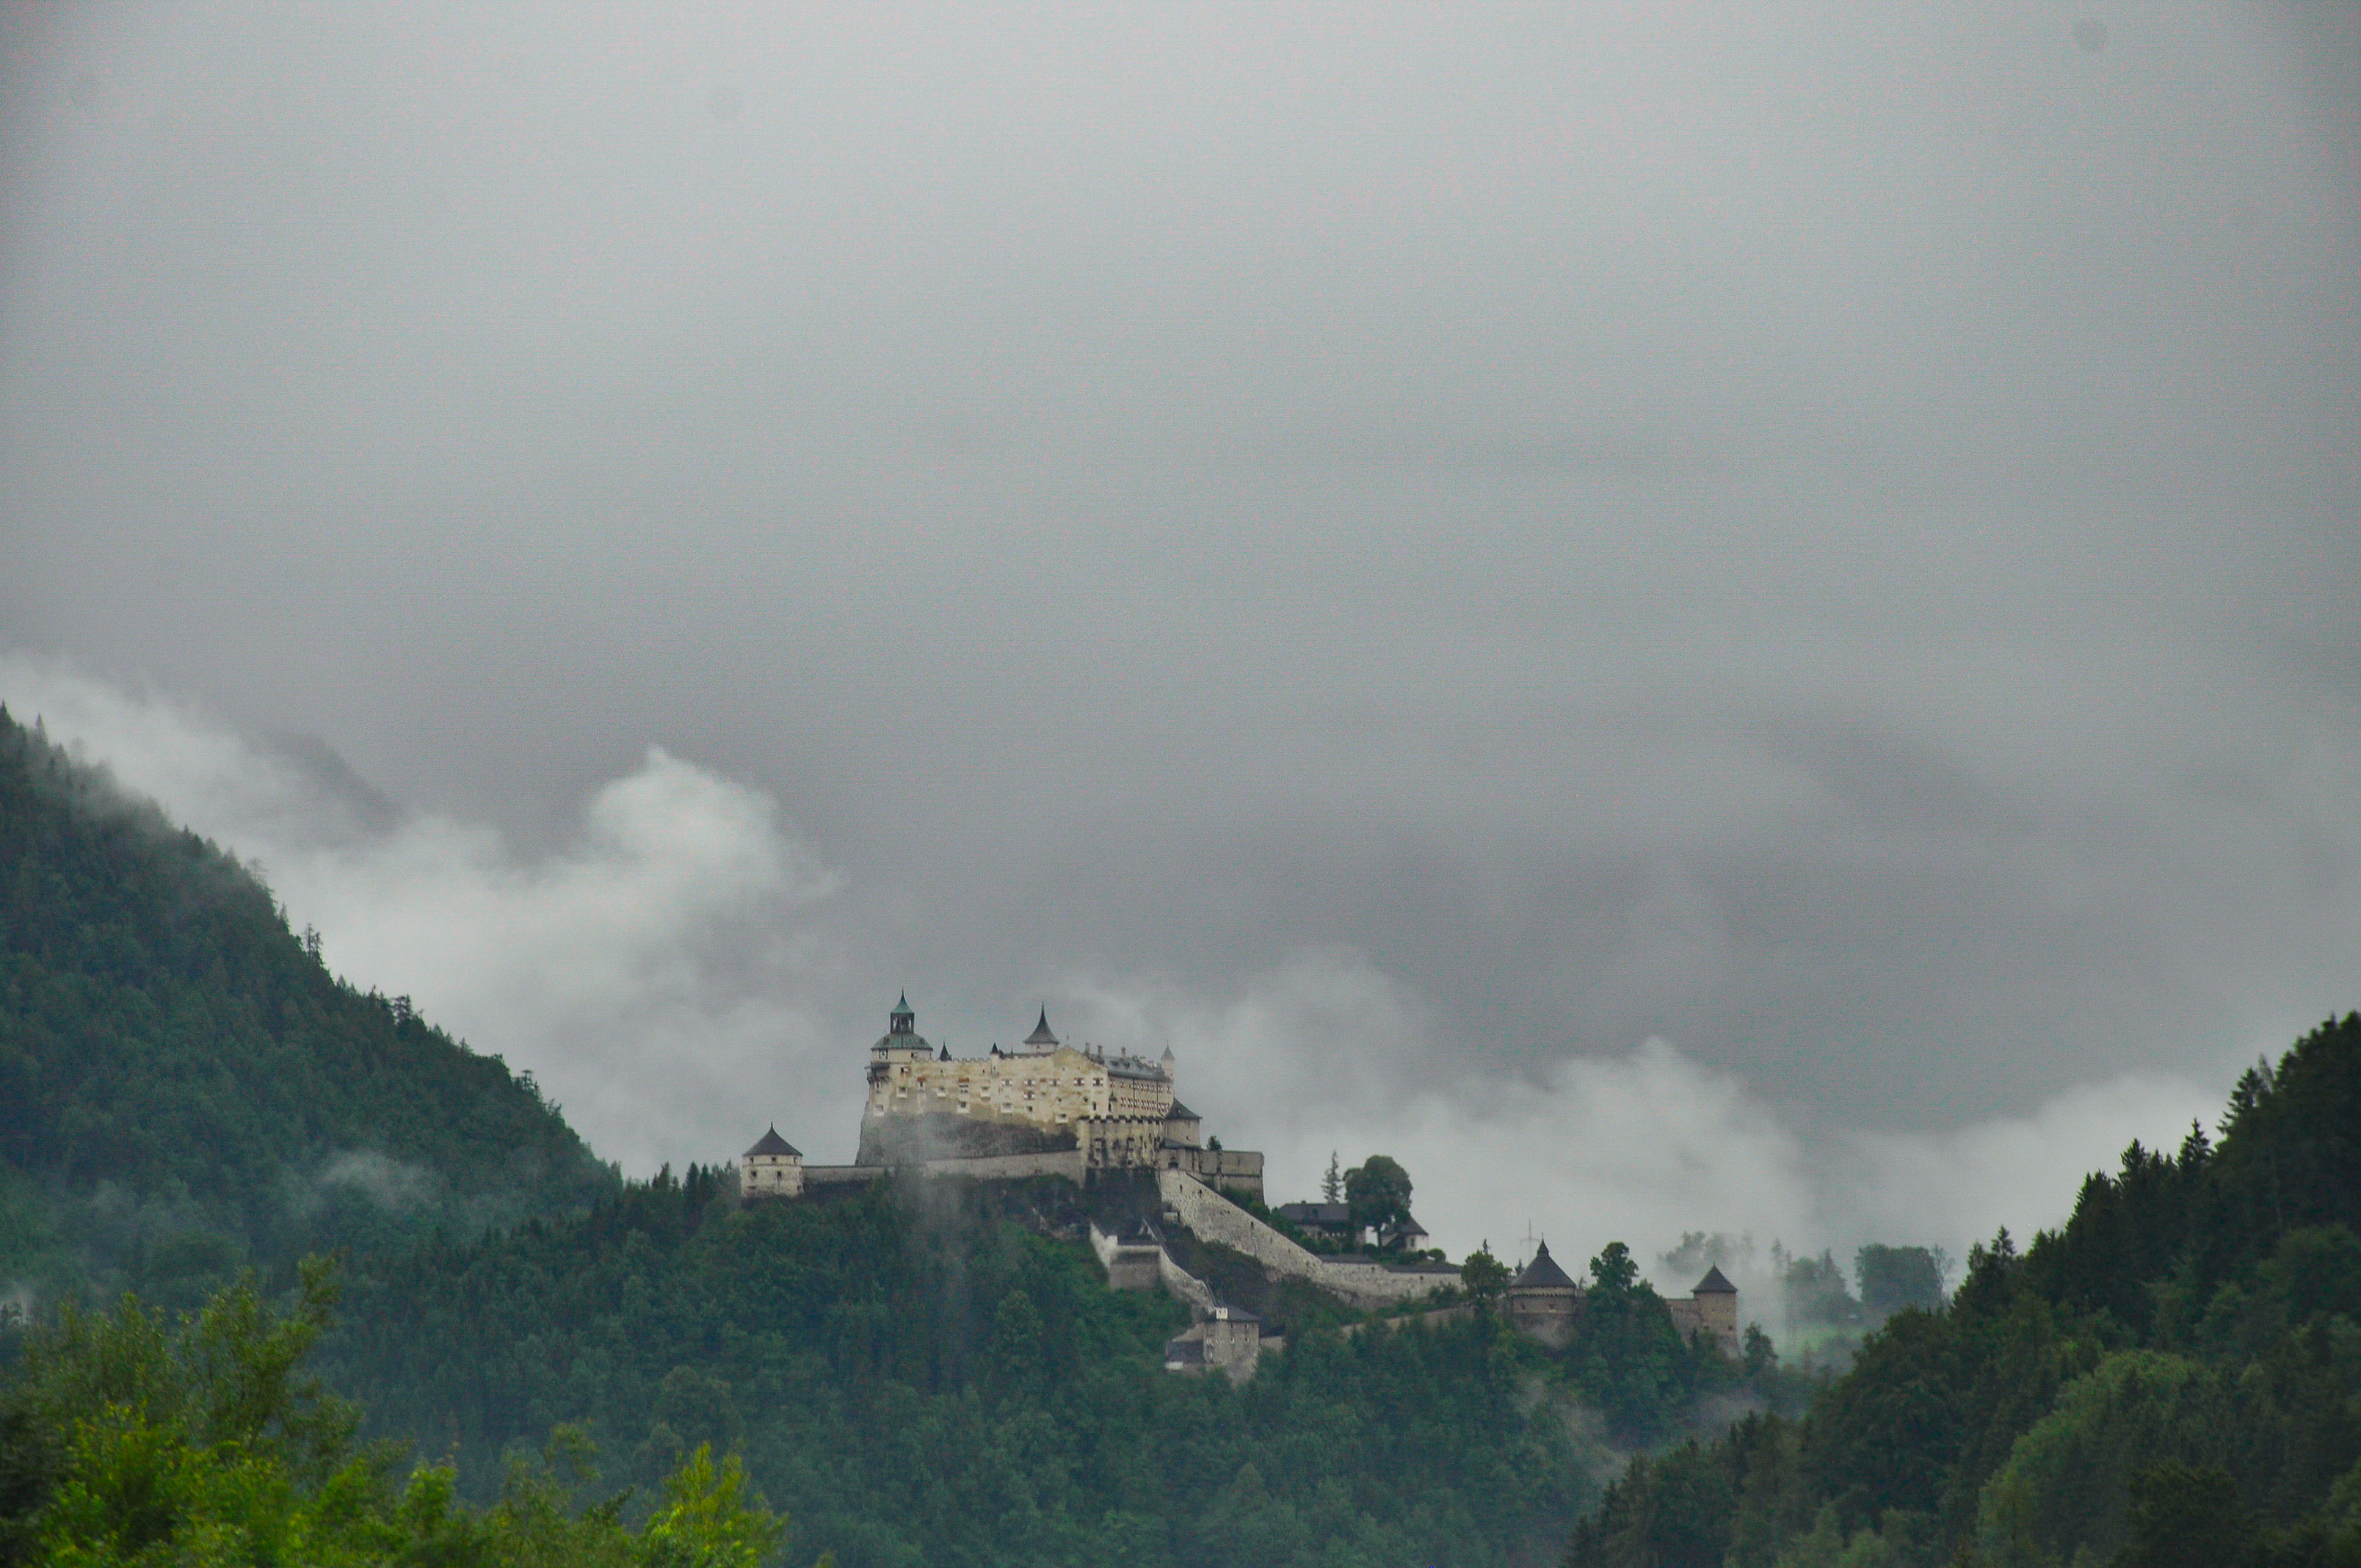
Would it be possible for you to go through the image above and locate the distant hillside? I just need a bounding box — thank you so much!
[1566,1013,2361,1568]
[0,707,614,1305]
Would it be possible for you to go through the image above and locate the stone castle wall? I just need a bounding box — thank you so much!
[1664,1295,1741,1357]
[866,1042,1172,1133]
[802,1150,1089,1188]
[856,1112,1078,1166]
[1153,1169,1452,1309]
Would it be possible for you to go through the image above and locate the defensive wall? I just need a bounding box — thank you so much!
[1092,1221,1219,1313]
[1341,1302,1479,1338]
[802,1150,1089,1188]
[1153,1169,1456,1309]
[1089,1222,1165,1291]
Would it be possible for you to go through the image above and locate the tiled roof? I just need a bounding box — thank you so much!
[1511,1242,1578,1291]
[744,1125,802,1159]
[1277,1202,1352,1226]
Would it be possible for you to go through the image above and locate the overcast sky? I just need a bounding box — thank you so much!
[3,4,2355,1274]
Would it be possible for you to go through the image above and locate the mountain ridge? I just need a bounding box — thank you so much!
[0,705,614,1307]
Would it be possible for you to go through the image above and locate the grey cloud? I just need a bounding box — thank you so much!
[1,7,2354,1188]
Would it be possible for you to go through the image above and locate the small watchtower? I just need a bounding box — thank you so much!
[1506,1241,1581,1347]
[741,1125,804,1199]
[1691,1265,1739,1347]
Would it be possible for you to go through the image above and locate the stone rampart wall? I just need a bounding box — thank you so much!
[1342,1302,1478,1338]
[1158,1245,1218,1315]
[1153,1169,1452,1309]
[920,1150,1088,1183]
[805,1150,1087,1187]
[802,1164,890,1188]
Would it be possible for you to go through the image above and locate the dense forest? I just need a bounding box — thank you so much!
[0,707,614,1311]
[1565,1012,2361,1568]
[4,703,2356,1567]
[0,708,1791,1564]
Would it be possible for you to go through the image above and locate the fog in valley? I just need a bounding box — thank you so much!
[3,5,2356,1291]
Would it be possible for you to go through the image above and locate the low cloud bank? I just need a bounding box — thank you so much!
[5,659,2234,1290]
[2,658,856,1172]
[1073,949,2227,1298]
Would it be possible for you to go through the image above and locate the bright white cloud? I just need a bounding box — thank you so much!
[4,658,2236,1300]
[1,657,853,1172]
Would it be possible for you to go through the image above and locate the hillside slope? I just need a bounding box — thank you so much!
[0,707,613,1304]
[1565,1013,2361,1568]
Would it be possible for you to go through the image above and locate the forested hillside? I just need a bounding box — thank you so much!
[10,701,2354,1567]
[1565,1013,2361,1568]
[0,707,1794,1566]
[0,708,613,1307]
[311,1166,1807,1567]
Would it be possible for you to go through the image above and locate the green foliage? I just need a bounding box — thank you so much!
[1342,1155,1412,1237]
[1779,1248,1864,1364]
[2108,1460,2252,1568]
[1855,1246,1948,1322]
[1461,1244,1512,1307]
[312,1176,1596,1567]
[0,1266,797,1567]
[1563,1015,2361,1568]
[0,709,614,1309]
[1560,1241,1780,1450]
[640,1445,786,1568]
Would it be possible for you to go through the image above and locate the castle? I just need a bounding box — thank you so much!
[743,995,1263,1198]
[741,994,1741,1376]
[1502,1243,1740,1357]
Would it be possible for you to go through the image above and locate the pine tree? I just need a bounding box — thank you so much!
[1321,1151,1342,1203]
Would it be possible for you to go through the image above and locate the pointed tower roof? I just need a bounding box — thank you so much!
[1694,1266,1738,1294]
[891,991,914,1020]
[1512,1241,1578,1291]
[744,1125,801,1159]
[1024,1006,1059,1048]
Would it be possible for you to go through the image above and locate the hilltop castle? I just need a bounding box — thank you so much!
[739,995,1740,1375]
[747,995,1263,1198]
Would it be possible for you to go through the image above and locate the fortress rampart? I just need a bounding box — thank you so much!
[1153,1169,1455,1308]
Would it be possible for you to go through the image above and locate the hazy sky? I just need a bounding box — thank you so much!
[3,4,2355,1272]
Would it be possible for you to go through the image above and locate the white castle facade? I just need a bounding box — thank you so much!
[865,995,1180,1139]
[749,995,1262,1198]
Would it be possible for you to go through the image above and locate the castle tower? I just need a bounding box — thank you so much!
[1023,1006,1059,1052]
[741,1125,804,1199]
[870,992,934,1075]
[1691,1266,1740,1354]
[1505,1241,1581,1347]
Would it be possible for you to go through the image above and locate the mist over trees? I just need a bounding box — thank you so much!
[1569,1014,2361,1567]
[0,711,1787,1564]
[4,705,2356,1567]
[0,710,612,1311]
[1658,1231,1954,1368]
